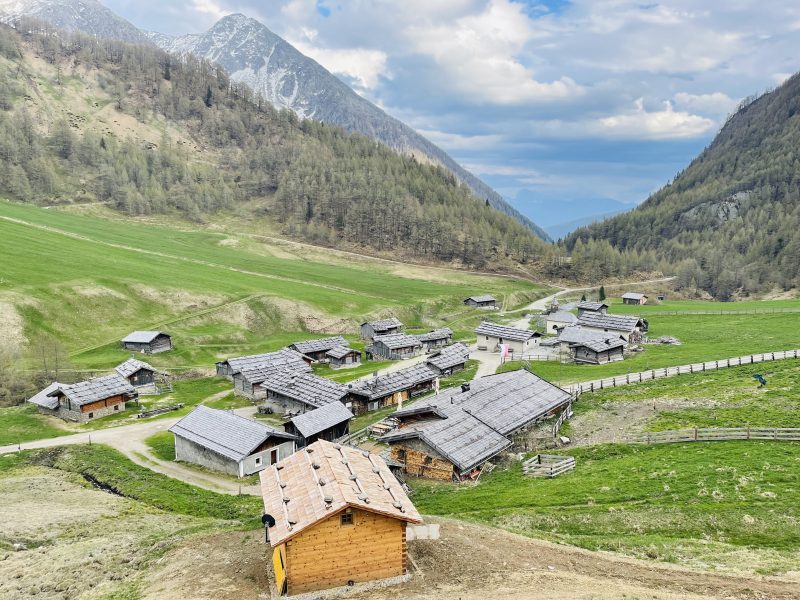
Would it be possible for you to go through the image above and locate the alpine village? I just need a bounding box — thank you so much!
[1,2,800,600]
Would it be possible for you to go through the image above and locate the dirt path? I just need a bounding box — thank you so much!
[143,517,799,600]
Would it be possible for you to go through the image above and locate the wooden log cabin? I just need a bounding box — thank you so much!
[424,343,470,376]
[463,294,497,309]
[368,333,423,360]
[169,406,296,477]
[259,372,348,416]
[381,370,572,481]
[572,338,625,365]
[326,345,362,369]
[216,348,312,380]
[288,336,348,362]
[415,327,453,351]
[360,317,403,341]
[120,331,172,354]
[114,358,161,389]
[576,313,648,343]
[283,401,353,448]
[622,292,648,305]
[345,364,438,414]
[260,440,422,596]
[31,375,137,423]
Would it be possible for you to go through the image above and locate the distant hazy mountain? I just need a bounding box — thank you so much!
[0,0,150,45]
[545,209,627,240]
[147,14,549,240]
[511,191,631,238]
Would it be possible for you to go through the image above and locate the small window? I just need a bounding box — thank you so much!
[88,412,94,419]
[397,449,407,462]
[424,456,433,465]
[255,457,262,466]
[114,405,119,411]
[340,511,354,526]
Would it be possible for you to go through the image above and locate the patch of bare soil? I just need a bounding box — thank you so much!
[0,298,26,351]
[267,297,356,334]
[143,530,269,600]
[132,285,227,312]
[569,398,712,446]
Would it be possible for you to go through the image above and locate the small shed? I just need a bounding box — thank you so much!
[170,405,296,477]
[474,321,541,355]
[326,346,362,369]
[545,310,578,332]
[114,358,161,388]
[121,331,172,354]
[369,333,423,360]
[260,372,348,415]
[576,301,609,317]
[425,343,470,376]
[622,292,648,305]
[463,295,497,309]
[284,402,353,448]
[572,338,625,365]
[576,313,647,343]
[360,318,403,341]
[288,336,348,362]
[43,375,137,423]
[260,440,422,596]
[216,349,313,380]
[415,327,453,351]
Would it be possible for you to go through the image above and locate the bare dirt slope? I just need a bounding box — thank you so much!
[143,518,798,600]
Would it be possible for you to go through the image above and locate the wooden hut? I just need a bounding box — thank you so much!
[260,440,422,596]
[346,364,438,414]
[121,331,172,354]
[326,346,362,369]
[425,343,469,376]
[360,318,403,341]
[622,292,648,305]
[576,301,609,317]
[415,327,453,351]
[572,338,625,364]
[474,321,541,355]
[170,406,296,477]
[576,313,647,343]
[284,402,353,448]
[288,336,348,362]
[114,358,161,388]
[381,370,572,481]
[216,349,312,380]
[545,310,578,333]
[36,375,137,423]
[463,295,497,309]
[368,333,423,360]
[259,372,348,415]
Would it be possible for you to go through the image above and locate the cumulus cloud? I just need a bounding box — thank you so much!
[673,92,739,116]
[289,37,389,91]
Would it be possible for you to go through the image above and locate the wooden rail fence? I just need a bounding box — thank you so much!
[523,454,576,477]
[633,308,800,316]
[137,403,183,418]
[568,349,800,395]
[627,427,800,445]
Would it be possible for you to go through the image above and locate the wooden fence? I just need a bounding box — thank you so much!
[523,454,576,478]
[627,427,800,445]
[137,403,183,418]
[568,349,800,395]
[633,308,800,316]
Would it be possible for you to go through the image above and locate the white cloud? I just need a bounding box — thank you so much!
[416,130,504,151]
[405,0,583,104]
[673,92,739,116]
[190,0,227,21]
[290,38,389,90]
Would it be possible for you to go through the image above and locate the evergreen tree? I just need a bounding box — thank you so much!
[598,286,606,301]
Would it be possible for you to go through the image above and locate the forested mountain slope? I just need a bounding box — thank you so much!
[0,25,549,268]
[566,74,800,298]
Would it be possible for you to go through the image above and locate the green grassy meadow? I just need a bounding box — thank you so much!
[0,200,547,372]
[411,441,800,574]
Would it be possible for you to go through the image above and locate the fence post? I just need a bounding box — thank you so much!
[590,382,594,392]
[639,372,642,382]
[747,427,750,440]
[694,427,698,441]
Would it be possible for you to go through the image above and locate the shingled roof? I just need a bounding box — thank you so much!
[622,292,647,300]
[574,338,626,353]
[426,343,470,371]
[288,402,353,439]
[47,374,136,407]
[382,370,571,474]
[475,321,541,342]
[416,327,453,342]
[28,382,61,410]
[115,358,159,379]
[260,372,348,408]
[465,294,496,303]
[121,331,168,343]
[260,440,422,546]
[348,364,438,401]
[577,301,608,311]
[170,406,294,462]
[372,332,423,350]
[326,345,358,359]
[224,349,312,376]
[362,317,403,331]
[289,336,347,355]
[577,313,644,333]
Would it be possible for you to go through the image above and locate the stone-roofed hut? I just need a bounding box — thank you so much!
[360,317,403,341]
[368,333,423,360]
[425,343,470,376]
[260,440,422,595]
[381,369,572,481]
[622,292,648,305]
[463,294,497,309]
[415,327,453,350]
[326,346,362,369]
[121,331,172,354]
[284,402,353,448]
[288,336,348,362]
[346,364,438,414]
[576,301,609,317]
[576,313,648,343]
[170,406,296,477]
[474,321,541,355]
[114,358,161,388]
[545,310,578,333]
[572,338,625,365]
[42,374,137,423]
[216,349,312,380]
[259,372,348,415]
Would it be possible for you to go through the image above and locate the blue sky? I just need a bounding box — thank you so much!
[104,0,800,229]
